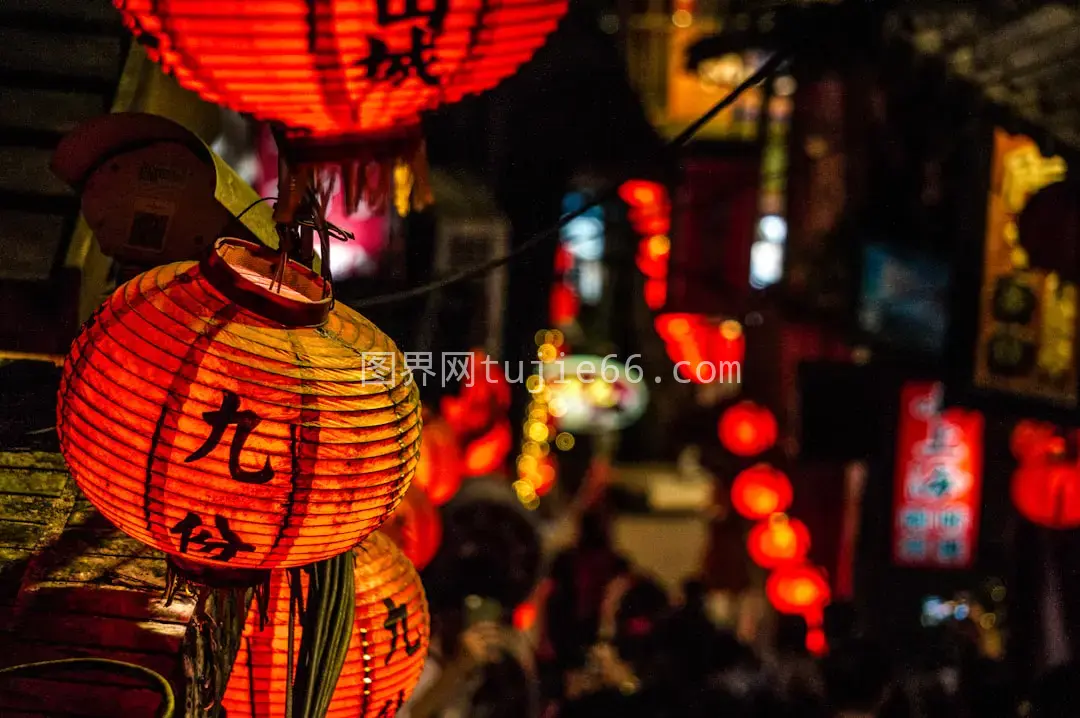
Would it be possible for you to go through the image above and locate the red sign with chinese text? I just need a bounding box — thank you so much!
[892,382,983,569]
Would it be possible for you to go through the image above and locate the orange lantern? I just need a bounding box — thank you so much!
[718,401,777,457]
[766,564,831,617]
[1011,458,1080,529]
[440,350,511,438]
[747,514,810,569]
[112,1,568,155]
[730,464,792,520]
[464,418,513,477]
[382,485,442,570]
[224,532,430,717]
[413,413,463,506]
[56,238,421,573]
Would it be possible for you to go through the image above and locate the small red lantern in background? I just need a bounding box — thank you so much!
[382,486,442,570]
[1010,420,1062,463]
[747,514,810,569]
[730,464,793,520]
[655,313,745,384]
[440,350,511,439]
[718,401,778,457]
[550,283,581,327]
[1011,457,1080,529]
[413,413,464,506]
[464,418,513,477]
[224,532,429,717]
[766,564,831,617]
[805,625,828,656]
[56,238,421,572]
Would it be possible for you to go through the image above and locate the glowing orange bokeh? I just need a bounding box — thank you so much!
[766,564,831,616]
[730,464,793,520]
[1010,419,1062,463]
[382,485,443,570]
[805,626,828,656]
[413,414,464,506]
[1011,459,1080,529]
[718,401,777,457]
[464,418,513,477]
[747,514,810,569]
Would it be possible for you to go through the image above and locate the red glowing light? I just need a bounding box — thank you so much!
[747,514,810,569]
[1011,458,1080,529]
[766,564,831,616]
[718,401,777,457]
[731,464,793,520]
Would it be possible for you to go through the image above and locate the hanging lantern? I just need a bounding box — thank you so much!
[550,283,580,327]
[413,413,463,506]
[463,418,513,476]
[57,238,421,573]
[655,313,744,384]
[440,350,511,439]
[805,625,828,656]
[747,513,810,569]
[382,485,442,570]
[113,0,568,214]
[718,401,777,456]
[224,532,430,717]
[1010,420,1061,463]
[731,464,792,520]
[766,564,831,617]
[1011,458,1080,529]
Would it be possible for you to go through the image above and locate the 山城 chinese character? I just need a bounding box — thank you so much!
[357,29,438,86]
[375,691,406,717]
[185,390,273,485]
[383,598,422,664]
[170,512,254,563]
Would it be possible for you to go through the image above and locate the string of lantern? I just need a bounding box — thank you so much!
[719,400,831,655]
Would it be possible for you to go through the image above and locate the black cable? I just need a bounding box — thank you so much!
[237,195,278,220]
[352,49,790,309]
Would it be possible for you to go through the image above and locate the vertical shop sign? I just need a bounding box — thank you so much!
[892,382,983,569]
[974,129,1075,406]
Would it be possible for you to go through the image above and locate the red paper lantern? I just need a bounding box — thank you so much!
[113,0,568,141]
[718,401,777,457]
[382,485,442,570]
[766,564,831,617]
[464,418,513,476]
[730,464,792,520]
[805,626,828,656]
[440,350,511,438]
[1011,459,1080,529]
[655,313,744,384]
[224,532,430,717]
[747,514,810,569]
[413,413,463,506]
[1010,420,1061,463]
[550,283,580,327]
[57,238,421,571]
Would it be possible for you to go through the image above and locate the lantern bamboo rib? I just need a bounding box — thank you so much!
[0,659,174,718]
[58,251,421,570]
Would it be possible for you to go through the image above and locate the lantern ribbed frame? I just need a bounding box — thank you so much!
[113,0,568,139]
[57,238,421,570]
[224,532,430,717]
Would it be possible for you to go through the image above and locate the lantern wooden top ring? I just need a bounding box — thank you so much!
[57,239,422,570]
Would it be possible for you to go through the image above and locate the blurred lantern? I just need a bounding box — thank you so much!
[113,0,568,215]
[513,601,538,631]
[644,278,668,310]
[655,313,744,384]
[413,413,464,506]
[731,464,792,520]
[766,564,831,617]
[805,625,828,656]
[56,238,421,574]
[1011,457,1080,529]
[1010,420,1062,463]
[550,283,581,327]
[224,533,430,717]
[718,401,778,456]
[440,350,511,439]
[382,485,442,570]
[463,418,513,476]
[747,513,810,569]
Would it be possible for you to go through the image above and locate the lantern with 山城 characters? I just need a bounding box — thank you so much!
[56,238,421,578]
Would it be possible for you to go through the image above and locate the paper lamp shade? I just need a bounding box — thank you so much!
[112,0,568,140]
[57,238,421,570]
[1011,460,1080,529]
[747,514,810,569]
[382,485,443,570]
[718,401,777,457]
[224,532,430,717]
[766,564,831,617]
[412,413,463,506]
[730,464,793,520]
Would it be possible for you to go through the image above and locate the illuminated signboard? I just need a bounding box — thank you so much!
[892,382,983,570]
[974,129,1074,406]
